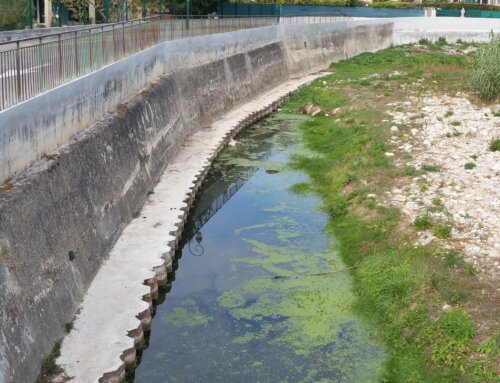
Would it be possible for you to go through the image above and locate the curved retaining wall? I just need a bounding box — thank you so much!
[0,21,393,383]
[0,17,499,383]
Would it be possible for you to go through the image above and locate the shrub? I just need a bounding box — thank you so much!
[371,1,421,8]
[0,0,29,31]
[468,34,500,101]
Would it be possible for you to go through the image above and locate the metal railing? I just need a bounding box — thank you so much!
[0,14,349,112]
[0,17,161,111]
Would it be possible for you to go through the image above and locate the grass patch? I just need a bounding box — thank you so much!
[464,162,476,170]
[489,138,500,152]
[468,34,500,100]
[283,43,497,383]
[414,213,432,230]
[421,164,441,173]
[433,221,453,239]
[36,341,62,382]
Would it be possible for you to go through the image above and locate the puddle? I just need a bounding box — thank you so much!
[131,113,384,382]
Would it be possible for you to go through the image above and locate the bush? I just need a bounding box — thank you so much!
[253,0,356,6]
[0,0,29,31]
[424,1,500,11]
[468,34,500,101]
[371,1,421,8]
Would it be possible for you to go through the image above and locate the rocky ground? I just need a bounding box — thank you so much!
[385,94,500,286]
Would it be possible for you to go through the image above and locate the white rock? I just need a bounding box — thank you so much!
[442,304,453,312]
[384,152,395,157]
[390,126,399,133]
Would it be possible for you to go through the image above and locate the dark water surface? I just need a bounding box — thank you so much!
[132,114,384,383]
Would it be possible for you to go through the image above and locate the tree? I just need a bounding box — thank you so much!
[0,0,29,30]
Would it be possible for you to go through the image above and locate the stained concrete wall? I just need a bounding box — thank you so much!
[0,20,394,383]
[0,17,498,383]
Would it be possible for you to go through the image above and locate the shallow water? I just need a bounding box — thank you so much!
[132,113,384,383]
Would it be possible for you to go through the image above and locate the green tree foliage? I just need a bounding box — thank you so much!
[0,0,29,30]
[249,0,356,6]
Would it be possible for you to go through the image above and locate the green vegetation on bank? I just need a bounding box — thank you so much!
[281,43,499,382]
[469,34,500,101]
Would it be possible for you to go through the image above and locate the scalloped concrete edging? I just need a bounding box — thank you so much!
[54,73,325,383]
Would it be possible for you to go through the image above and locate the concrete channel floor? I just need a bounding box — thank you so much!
[55,73,325,383]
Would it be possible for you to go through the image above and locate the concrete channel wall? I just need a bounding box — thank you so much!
[0,17,498,383]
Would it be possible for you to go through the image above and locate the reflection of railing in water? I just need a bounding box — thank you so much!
[186,169,256,255]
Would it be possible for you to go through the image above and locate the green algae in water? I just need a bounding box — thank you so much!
[133,113,384,383]
[162,301,213,327]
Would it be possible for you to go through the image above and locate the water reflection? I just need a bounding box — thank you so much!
[131,114,384,383]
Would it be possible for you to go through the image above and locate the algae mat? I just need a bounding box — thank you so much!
[133,114,384,382]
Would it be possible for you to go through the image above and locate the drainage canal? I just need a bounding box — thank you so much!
[131,113,385,382]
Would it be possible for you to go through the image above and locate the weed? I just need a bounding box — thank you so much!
[436,36,448,47]
[433,221,452,239]
[444,110,454,118]
[421,164,440,173]
[489,138,500,152]
[432,197,443,207]
[446,130,462,138]
[418,182,429,192]
[477,332,500,356]
[290,182,310,194]
[325,196,348,218]
[414,214,432,230]
[450,121,462,126]
[439,309,475,342]
[404,165,421,176]
[65,322,73,333]
[442,250,465,268]
[464,162,476,170]
[468,34,500,100]
[419,38,431,46]
[37,341,62,381]
[470,154,478,160]
[465,263,476,276]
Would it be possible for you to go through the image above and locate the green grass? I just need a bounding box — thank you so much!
[414,214,432,230]
[433,221,453,239]
[421,164,441,173]
[283,44,498,383]
[464,162,476,170]
[489,138,500,152]
[468,34,500,100]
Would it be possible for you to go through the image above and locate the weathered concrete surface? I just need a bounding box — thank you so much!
[56,74,323,383]
[392,17,500,44]
[1,17,498,383]
[2,18,499,185]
